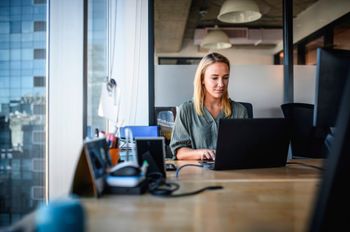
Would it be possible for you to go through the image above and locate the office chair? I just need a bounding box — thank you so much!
[154,107,177,159]
[281,103,327,158]
[238,102,253,119]
[154,106,177,122]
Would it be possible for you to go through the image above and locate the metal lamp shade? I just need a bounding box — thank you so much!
[217,0,262,23]
[200,29,232,50]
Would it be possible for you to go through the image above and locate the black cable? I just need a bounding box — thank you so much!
[287,161,324,171]
[175,164,203,178]
[150,185,223,198]
[146,169,223,197]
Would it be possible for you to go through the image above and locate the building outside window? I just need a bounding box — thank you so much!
[87,0,108,137]
[0,0,47,227]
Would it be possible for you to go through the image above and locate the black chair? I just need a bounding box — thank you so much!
[281,103,328,158]
[238,102,253,119]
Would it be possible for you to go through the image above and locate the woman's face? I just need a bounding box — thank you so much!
[202,62,229,100]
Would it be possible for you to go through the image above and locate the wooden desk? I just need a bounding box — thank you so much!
[82,159,323,232]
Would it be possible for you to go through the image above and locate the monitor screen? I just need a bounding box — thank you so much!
[313,48,350,128]
[309,74,350,231]
[135,137,166,177]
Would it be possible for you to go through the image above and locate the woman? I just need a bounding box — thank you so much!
[170,52,248,160]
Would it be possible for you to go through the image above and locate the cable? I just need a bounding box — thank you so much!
[175,164,203,178]
[150,185,223,198]
[146,170,223,198]
[287,161,324,171]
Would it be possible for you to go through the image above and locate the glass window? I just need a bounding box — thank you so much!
[33,76,45,87]
[22,21,33,33]
[22,61,33,69]
[33,0,46,5]
[10,61,21,69]
[33,21,45,32]
[10,49,21,60]
[87,0,108,137]
[10,21,22,34]
[10,7,21,16]
[0,78,10,89]
[22,7,33,15]
[10,33,20,42]
[10,78,21,88]
[33,48,45,59]
[0,23,10,33]
[21,76,33,88]
[0,1,47,228]
[0,50,9,60]
[33,32,45,41]
[0,7,10,18]
[10,0,22,7]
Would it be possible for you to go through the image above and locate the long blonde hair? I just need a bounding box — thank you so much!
[193,52,232,117]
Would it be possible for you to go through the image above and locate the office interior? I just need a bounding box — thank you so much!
[0,0,349,230]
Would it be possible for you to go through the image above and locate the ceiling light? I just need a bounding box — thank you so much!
[200,26,232,50]
[217,0,262,24]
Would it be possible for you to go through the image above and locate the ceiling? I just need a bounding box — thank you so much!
[154,0,318,53]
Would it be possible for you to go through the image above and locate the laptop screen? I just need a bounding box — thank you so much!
[214,118,290,170]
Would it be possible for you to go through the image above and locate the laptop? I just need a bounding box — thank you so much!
[202,118,290,170]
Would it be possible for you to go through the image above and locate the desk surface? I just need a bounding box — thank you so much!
[82,159,323,232]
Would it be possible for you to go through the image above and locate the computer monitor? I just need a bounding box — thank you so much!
[135,137,166,177]
[309,74,350,231]
[313,48,350,128]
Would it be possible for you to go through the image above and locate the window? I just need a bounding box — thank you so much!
[32,130,45,145]
[33,76,45,87]
[33,48,45,59]
[0,1,47,227]
[87,0,108,137]
[34,21,46,32]
[10,21,22,34]
[33,0,46,4]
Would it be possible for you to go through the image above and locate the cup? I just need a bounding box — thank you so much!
[109,148,120,166]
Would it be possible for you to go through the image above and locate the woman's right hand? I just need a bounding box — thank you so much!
[198,149,215,160]
[176,147,216,160]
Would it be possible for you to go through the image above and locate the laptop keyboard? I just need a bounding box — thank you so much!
[199,160,215,169]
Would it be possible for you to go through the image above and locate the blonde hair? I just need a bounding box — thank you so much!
[193,52,232,117]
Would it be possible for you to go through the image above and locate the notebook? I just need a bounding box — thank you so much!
[202,118,290,170]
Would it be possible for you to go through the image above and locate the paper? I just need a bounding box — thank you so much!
[98,81,120,122]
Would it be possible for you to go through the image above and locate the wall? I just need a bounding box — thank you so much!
[155,65,316,117]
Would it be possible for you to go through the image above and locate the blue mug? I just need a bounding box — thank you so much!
[36,197,85,232]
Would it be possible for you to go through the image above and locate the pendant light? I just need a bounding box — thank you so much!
[200,26,232,50]
[217,0,262,24]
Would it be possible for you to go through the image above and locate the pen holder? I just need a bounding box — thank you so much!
[109,148,120,166]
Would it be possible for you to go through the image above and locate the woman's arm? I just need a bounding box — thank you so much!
[176,147,215,160]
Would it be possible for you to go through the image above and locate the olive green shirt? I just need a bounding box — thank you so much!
[170,99,248,157]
